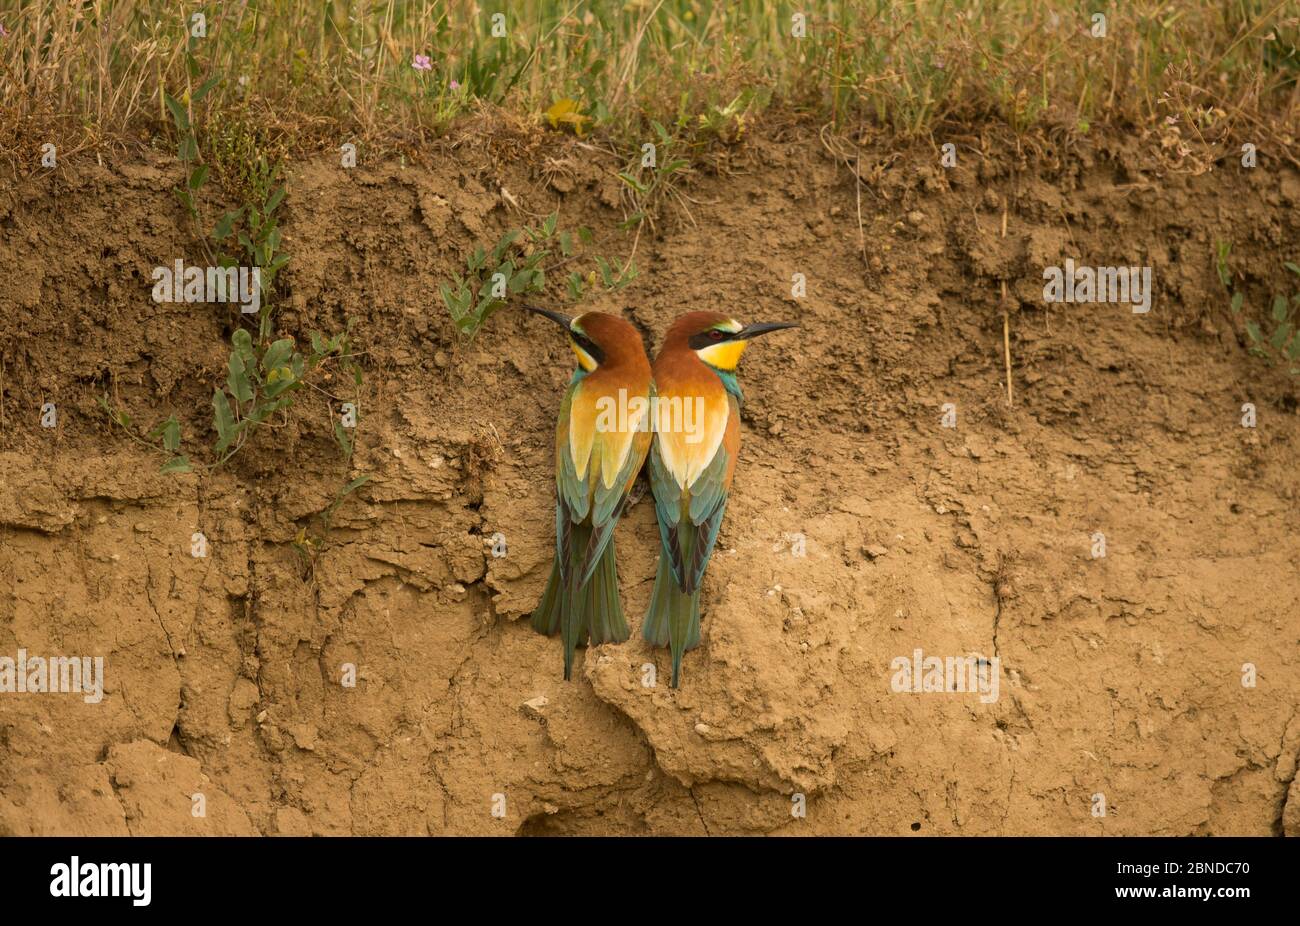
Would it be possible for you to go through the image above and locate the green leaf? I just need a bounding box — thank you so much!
[521,248,550,269]
[263,338,294,373]
[1272,294,1289,322]
[188,164,209,190]
[264,370,297,399]
[509,270,532,294]
[577,226,595,245]
[474,292,503,327]
[192,75,221,103]
[163,92,189,131]
[595,256,614,287]
[610,259,638,290]
[567,272,584,301]
[339,474,371,496]
[227,352,254,402]
[333,421,352,458]
[147,415,182,453]
[542,212,558,237]
[1230,292,1243,314]
[212,388,236,452]
[212,209,241,241]
[102,399,131,428]
[439,283,461,319]
[1245,320,1263,344]
[160,454,192,474]
[178,135,198,162]
[1270,321,1292,350]
[249,397,293,423]
[558,231,573,257]
[265,185,286,214]
[617,172,648,194]
[232,327,255,361]
[490,229,520,264]
[1284,262,1300,277]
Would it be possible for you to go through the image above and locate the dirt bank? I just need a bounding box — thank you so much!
[1,124,1298,835]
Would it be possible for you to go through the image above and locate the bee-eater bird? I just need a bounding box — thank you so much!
[644,312,797,688]
[527,307,654,681]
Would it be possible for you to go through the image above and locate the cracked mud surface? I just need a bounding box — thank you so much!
[1,126,1298,834]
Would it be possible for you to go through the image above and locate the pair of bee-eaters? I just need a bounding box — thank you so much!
[526,306,796,688]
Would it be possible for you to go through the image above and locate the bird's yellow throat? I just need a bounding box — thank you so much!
[571,340,599,371]
[695,338,748,370]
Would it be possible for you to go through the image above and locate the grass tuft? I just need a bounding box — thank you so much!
[1,1,1296,158]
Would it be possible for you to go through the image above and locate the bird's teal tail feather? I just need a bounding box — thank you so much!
[530,560,562,636]
[532,525,629,681]
[643,534,702,688]
[585,536,629,646]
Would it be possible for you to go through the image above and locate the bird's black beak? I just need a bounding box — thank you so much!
[524,305,574,330]
[737,321,799,340]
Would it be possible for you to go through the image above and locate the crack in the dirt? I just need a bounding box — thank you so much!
[1000,767,1016,835]
[688,786,712,836]
[426,761,452,833]
[107,770,134,836]
[1275,708,1300,836]
[144,565,179,662]
[991,590,1003,661]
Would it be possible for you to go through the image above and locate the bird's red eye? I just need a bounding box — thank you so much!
[710,329,725,340]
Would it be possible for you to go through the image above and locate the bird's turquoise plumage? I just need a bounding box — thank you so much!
[530,317,652,681]
[643,405,732,687]
[641,310,795,688]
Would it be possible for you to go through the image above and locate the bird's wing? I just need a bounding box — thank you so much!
[650,439,728,594]
[651,392,738,593]
[685,440,730,594]
[648,434,684,579]
[553,380,590,581]
[567,379,653,586]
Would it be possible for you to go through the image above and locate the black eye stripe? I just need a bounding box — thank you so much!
[570,332,604,364]
[688,328,737,350]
